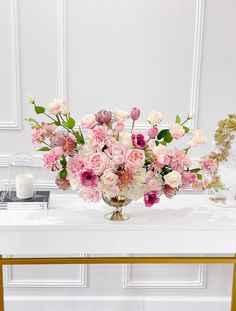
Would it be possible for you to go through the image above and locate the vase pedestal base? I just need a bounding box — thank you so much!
[105,210,130,221]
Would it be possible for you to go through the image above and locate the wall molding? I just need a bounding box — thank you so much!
[4,295,231,311]
[57,0,205,131]
[4,255,87,288]
[123,254,206,289]
[0,0,21,130]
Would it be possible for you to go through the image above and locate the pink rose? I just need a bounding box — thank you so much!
[200,156,217,174]
[48,99,68,115]
[55,177,70,190]
[169,123,185,140]
[125,149,145,169]
[42,147,63,170]
[113,155,125,165]
[88,152,108,174]
[190,130,207,146]
[111,143,127,156]
[114,120,125,132]
[79,186,101,202]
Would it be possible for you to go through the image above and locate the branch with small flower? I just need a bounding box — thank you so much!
[26,93,213,207]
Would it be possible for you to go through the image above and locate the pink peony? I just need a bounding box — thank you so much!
[43,147,63,170]
[80,169,98,187]
[67,157,86,178]
[169,123,185,140]
[131,133,147,149]
[169,148,191,172]
[88,152,108,174]
[200,156,217,174]
[130,107,140,121]
[182,171,196,187]
[79,186,101,202]
[32,128,45,145]
[55,177,71,190]
[95,109,112,125]
[125,149,145,169]
[144,190,160,207]
[148,127,158,139]
[114,120,125,132]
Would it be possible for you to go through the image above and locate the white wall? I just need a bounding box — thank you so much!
[0,0,236,310]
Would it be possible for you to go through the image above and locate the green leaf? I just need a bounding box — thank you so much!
[34,106,45,114]
[197,173,202,180]
[164,131,173,143]
[175,115,181,124]
[157,129,169,140]
[190,168,201,173]
[67,117,75,129]
[159,141,167,145]
[59,168,67,180]
[62,120,68,128]
[54,121,61,126]
[75,131,85,144]
[60,155,67,167]
[183,126,190,133]
[155,140,159,146]
[37,146,50,152]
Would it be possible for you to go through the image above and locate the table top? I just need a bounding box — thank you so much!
[1,194,236,254]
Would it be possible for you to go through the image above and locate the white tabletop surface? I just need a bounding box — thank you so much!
[0,194,236,254]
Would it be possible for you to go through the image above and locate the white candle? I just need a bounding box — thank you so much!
[15,174,34,199]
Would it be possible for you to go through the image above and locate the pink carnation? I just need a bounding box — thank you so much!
[50,131,76,155]
[169,148,191,172]
[182,171,196,188]
[79,186,101,202]
[200,156,217,174]
[43,147,63,170]
[67,156,86,178]
[32,128,45,145]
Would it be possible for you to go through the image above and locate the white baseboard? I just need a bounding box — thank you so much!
[5,296,231,311]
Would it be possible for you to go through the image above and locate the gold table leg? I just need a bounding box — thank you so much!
[231,255,236,311]
[0,255,236,311]
[0,256,4,311]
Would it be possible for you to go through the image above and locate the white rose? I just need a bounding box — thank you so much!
[101,170,118,185]
[190,130,207,146]
[69,177,79,190]
[115,109,130,121]
[81,114,96,129]
[149,111,163,125]
[169,123,185,140]
[119,132,132,148]
[153,145,168,156]
[164,171,182,188]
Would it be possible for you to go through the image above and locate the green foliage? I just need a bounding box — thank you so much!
[37,146,50,152]
[62,117,76,129]
[34,106,45,114]
[75,130,85,144]
[175,115,181,124]
[157,129,173,143]
[183,126,190,133]
[190,168,201,173]
[59,168,67,180]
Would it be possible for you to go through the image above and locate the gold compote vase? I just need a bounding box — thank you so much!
[102,193,131,221]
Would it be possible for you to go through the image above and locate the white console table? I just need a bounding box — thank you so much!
[1,194,236,310]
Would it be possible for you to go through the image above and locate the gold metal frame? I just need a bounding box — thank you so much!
[0,255,236,310]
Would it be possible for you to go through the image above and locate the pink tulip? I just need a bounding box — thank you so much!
[130,107,140,121]
[148,127,158,139]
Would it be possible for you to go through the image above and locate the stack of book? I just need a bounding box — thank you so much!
[0,191,50,210]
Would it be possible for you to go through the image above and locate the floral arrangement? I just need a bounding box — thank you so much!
[26,94,216,207]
